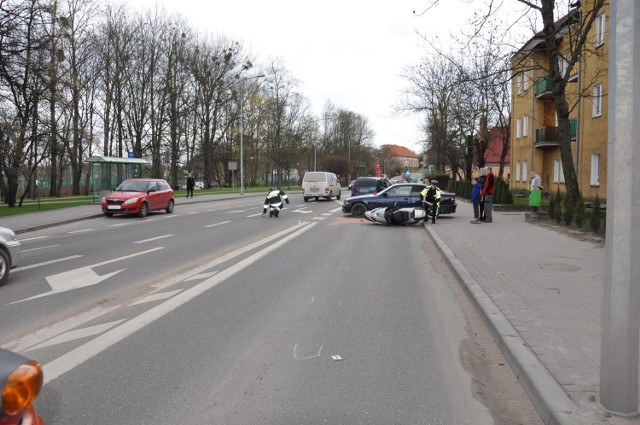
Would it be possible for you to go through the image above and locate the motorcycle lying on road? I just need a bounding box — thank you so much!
[364,203,427,225]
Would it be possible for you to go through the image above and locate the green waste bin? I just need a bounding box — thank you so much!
[529,189,541,207]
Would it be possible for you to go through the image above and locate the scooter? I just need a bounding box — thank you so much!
[364,203,427,225]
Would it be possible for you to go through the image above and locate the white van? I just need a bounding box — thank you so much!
[301,171,342,202]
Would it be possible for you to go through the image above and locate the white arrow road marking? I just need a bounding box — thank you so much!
[128,290,183,306]
[293,343,324,360]
[26,320,127,352]
[13,255,83,273]
[1,306,118,352]
[133,234,174,244]
[8,248,164,304]
[204,221,231,228]
[43,222,317,385]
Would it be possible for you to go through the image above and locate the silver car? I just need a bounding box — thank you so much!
[0,227,21,286]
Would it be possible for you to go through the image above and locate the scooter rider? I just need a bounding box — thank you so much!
[420,180,441,224]
[262,188,289,217]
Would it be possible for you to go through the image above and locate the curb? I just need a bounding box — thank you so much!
[423,224,599,425]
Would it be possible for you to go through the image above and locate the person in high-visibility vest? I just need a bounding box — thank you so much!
[420,180,442,224]
[262,188,289,217]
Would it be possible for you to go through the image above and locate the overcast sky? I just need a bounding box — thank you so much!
[124,0,494,155]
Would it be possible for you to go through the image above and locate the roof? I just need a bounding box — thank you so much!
[485,127,511,164]
[381,145,419,158]
[511,9,579,61]
[85,155,150,165]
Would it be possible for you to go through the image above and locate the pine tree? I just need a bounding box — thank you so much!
[563,195,574,225]
[554,189,563,223]
[574,196,586,228]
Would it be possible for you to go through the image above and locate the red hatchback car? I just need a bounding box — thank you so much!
[101,178,175,218]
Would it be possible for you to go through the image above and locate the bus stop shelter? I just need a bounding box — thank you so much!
[85,155,151,202]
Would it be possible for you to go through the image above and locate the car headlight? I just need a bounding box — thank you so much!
[2,360,43,415]
[9,230,16,241]
[123,198,139,205]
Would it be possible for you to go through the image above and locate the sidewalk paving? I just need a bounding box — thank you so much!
[1,194,638,424]
[426,200,638,425]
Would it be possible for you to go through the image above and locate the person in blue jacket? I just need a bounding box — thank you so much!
[470,178,483,223]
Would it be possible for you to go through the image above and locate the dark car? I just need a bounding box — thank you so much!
[350,177,392,197]
[342,183,457,218]
[101,178,175,218]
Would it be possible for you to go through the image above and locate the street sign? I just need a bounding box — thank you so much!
[128,152,136,158]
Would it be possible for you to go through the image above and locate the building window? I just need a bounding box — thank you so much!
[596,13,606,47]
[522,160,528,182]
[591,154,600,186]
[517,73,523,96]
[558,55,568,77]
[524,70,530,92]
[516,117,522,138]
[554,159,565,183]
[523,115,529,137]
[593,83,603,117]
[515,161,521,182]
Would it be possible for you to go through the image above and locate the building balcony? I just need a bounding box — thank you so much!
[535,126,559,147]
[536,76,553,100]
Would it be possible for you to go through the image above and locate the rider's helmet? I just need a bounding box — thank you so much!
[430,180,438,186]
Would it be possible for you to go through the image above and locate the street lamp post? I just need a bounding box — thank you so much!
[239,74,265,195]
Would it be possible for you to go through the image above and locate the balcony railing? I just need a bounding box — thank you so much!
[535,126,559,147]
[536,76,553,99]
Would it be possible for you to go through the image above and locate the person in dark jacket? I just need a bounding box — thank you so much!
[470,178,483,223]
[476,168,487,222]
[262,188,289,217]
[479,166,496,223]
[186,174,195,198]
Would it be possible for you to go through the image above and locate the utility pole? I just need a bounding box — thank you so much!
[600,0,640,415]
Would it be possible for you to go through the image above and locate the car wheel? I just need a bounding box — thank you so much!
[351,203,367,218]
[0,249,9,286]
[139,202,149,218]
[104,212,113,217]
[337,191,341,200]
[314,196,319,201]
[166,199,174,214]
[304,197,309,202]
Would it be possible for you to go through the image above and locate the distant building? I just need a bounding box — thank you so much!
[379,145,420,168]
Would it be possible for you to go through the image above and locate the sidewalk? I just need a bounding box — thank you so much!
[426,200,637,425]
[2,195,638,424]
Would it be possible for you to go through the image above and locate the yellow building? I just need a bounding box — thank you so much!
[510,1,609,200]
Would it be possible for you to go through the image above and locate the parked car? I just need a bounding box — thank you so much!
[0,349,44,425]
[350,177,392,197]
[101,178,175,218]
[348,179,356,190]
[301,171,341,201]
[0,227,21,286]
[342,183,457,218]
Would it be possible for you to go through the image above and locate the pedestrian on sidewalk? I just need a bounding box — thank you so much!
[470,177,482,223]
[186,174,195,198]
[476,167,487,222]
[480,166,496,223]
[528,170,543,211]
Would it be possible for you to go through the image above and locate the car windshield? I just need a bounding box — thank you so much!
[116,181,149,192]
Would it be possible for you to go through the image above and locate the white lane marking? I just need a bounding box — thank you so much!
[19,236,49,242]
[43,222,317,385]
[21,244,60,253]
[227,210,247,213]
[330,207,342,213]
[187,211,199,215]
[150,222,310,293]
[27,320,127,351]
[311,296,315,304]
[293,343,324,360]
[205,209,218,212]
[13,255,83,272]
[204,221,231,228]
[128,290,183,306]
[246,213,262,217]
[321,213,333,216]
[133,234,174,244]
[9,248,164,304]
[1,307,118,352]
[164,215,179,218]
[67,228,94,234]
[108,223,130,227]
[312,217,326,221]
[184,272,218,281]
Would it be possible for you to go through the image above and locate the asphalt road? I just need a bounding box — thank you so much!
[1,194,543,424]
